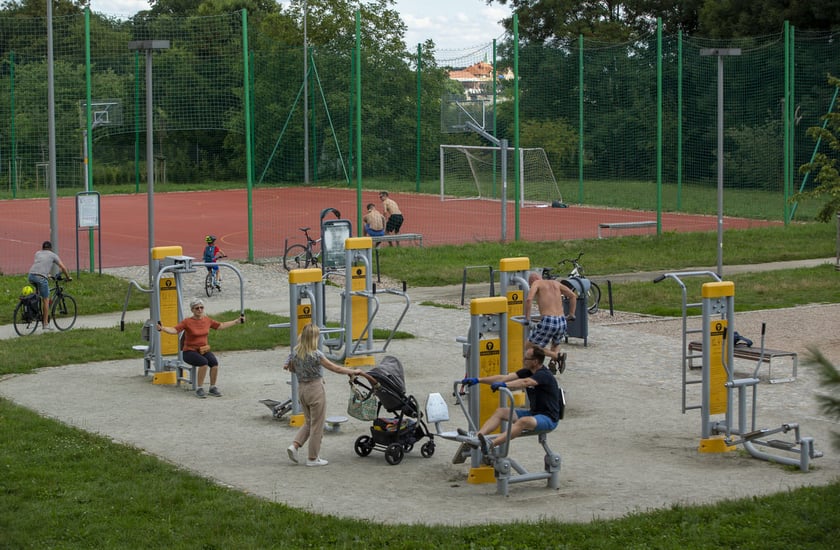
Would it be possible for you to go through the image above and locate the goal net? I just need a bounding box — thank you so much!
[439,145,562,205]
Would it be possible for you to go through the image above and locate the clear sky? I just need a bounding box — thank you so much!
[87,0,510,51]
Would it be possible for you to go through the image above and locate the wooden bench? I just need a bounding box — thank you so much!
[598,221,657,238]
[371,233,423,247]
[687,341,797,383]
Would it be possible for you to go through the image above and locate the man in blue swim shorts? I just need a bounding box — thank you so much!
[524,271,577,373]
[460,347,561,456]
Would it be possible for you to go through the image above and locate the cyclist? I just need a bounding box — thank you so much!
[27,240,71,331]
[202,235,225,289]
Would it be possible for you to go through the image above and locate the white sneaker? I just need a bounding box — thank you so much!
[306,457,328,467]
[42,325,54,331]
[286,444,299,464]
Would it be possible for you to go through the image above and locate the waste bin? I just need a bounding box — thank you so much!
[561,277,589,346]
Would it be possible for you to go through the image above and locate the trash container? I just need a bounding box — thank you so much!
[561,277,589,346]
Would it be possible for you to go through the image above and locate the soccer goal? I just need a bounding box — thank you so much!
[439,145,562,205]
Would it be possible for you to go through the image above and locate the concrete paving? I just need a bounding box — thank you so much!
[0,257,837,525]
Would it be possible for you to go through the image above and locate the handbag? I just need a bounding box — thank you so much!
[347,386,378,421]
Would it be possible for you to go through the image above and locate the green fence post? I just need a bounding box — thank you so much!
[578,34,584,205]
[355,11,362,229]
[656,17,663,235]
[9,50,17,198]
[677,31,683,211]
[513,14,520,241]
[416,43,421,193]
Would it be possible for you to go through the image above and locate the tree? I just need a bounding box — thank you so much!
[489,0,840,42]
[797,75,840,222]
[488,0,651,44]
[697,0,840,38]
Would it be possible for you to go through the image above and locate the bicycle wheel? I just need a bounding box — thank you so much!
[51,293,77,331]
[283,244,310,270]
[13,301,39,336]
[587,282,602,315]
[205,272,216,297]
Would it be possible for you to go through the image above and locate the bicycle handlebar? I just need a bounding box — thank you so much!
[558,251,584,267]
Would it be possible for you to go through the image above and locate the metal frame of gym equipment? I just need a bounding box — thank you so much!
[428,295,562,496]
[321,237,410,363]
[654,271,822,471]
[498,257,531,376]
[267,238,410,425]
[121,247,244,389]
[266,267,327,425]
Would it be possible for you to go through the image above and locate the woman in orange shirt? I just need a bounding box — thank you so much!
[158,297,245,398]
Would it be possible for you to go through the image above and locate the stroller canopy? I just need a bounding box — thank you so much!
[369,355,406,396]
[369,356,418,415]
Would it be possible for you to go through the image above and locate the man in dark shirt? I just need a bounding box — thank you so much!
[461,347,561,455]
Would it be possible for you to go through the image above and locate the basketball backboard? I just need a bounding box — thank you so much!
[79,100,123,129]
[440,94,493,134]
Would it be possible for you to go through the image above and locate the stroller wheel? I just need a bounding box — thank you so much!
[354,435,373,457]
[385,443,404,465]
[421,441,435,458]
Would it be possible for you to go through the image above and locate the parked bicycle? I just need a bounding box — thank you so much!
[204,254,227,297]
[282,227,321,271]
[14,274,78,336]
[542,252,602,314]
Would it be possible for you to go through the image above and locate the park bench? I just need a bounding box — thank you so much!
[597,220,657,238]
[687,341,798,384]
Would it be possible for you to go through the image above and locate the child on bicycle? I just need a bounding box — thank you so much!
[203,235,225,287]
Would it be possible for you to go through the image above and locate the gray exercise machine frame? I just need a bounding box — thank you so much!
[655,270,822,471]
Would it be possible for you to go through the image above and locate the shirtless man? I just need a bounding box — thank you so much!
[524,272,578,373]
[378,191,404,246]
[363,203,386,237]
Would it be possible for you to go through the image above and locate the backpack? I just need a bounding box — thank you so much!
[203,245,215,262]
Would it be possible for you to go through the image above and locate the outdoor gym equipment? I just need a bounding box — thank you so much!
[266,235,410,426]
[120,246,245,389]
[654,271,822,471]
[498,257,531,375]
[320,236,410,363]
[427,294,564,495]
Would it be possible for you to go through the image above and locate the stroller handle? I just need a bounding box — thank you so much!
[350,371,380,400]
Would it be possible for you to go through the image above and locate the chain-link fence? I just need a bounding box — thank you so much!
[0,11,834,272]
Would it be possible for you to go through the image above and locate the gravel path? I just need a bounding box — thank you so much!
[0,260,837,525]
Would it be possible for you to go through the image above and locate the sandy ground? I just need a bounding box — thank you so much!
[0,261,838,526]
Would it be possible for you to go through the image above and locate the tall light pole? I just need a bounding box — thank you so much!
[46,0,58,249]
[700,48,741,278]
[128,40,170,290]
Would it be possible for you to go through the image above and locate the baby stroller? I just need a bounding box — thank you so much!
[351,355,436,465]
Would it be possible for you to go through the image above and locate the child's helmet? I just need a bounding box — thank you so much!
[21,285,35,297]
[205,235,216,243]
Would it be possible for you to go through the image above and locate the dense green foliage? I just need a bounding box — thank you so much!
[490,0,840,41]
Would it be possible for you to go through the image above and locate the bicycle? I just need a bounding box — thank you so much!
[282,227,321,271]
[204,254,227,297]
[14,275,78,336]
[542,252,602,314]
